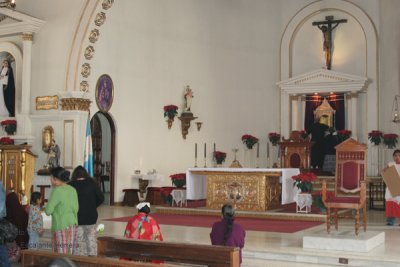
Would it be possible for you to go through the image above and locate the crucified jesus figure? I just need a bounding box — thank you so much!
[312,16,347,70]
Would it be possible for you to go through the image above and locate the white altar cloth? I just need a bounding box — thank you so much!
[186,168,300,205]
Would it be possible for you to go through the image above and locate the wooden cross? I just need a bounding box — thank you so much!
[312,16,347,70]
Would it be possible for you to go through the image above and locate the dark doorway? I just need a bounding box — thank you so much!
[91,112,115,205]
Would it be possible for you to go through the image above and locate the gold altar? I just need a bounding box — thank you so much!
[196,171,282,211]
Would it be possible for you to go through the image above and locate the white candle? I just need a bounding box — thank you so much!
[267,143,270,158]
[195,143,197,158]
[204,143,206,158]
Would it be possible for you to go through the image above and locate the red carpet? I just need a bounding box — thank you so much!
[103,213,323,233]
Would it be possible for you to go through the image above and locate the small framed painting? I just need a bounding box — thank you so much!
[95,74,114,112]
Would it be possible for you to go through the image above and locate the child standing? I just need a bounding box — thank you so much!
[27,192,43,249]
[384,149,400,226]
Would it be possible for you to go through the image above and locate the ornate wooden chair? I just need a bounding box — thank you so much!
[322,138,367,236]
[279,131,312,169]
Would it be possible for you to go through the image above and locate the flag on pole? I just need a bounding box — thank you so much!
[84,116,94,176]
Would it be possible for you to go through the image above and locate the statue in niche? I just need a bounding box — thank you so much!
[46,139,60,169]
[183,85,194,113]
[38,126,60,175]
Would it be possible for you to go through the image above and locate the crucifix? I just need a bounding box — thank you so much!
[312,16,347,70]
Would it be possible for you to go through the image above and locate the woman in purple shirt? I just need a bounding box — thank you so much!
[210,204,245,264]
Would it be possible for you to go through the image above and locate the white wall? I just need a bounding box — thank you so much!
[7,0,400,201]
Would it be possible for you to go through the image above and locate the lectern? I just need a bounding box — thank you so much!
[0,145,37,201]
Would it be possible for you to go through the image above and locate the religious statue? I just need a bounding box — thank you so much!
[312,16,347,70]
[46,139,60,169]
[183,85,194,113]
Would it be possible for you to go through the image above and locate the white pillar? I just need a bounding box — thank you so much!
[350,92,358,139]
[300,95,306,130]
[281,91,290,138]
[21,33,33,115]
[291,95,299,131]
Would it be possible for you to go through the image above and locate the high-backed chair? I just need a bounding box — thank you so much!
[279,131,312,169]
[322,138,367,236]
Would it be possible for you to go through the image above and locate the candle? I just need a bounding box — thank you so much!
[267,143,270,158]
[195,143,197,158]
[204,143,207,158]
[214,143,216,153]
[257,142,259,158]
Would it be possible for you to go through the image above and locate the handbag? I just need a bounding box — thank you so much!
[0,218,18,244]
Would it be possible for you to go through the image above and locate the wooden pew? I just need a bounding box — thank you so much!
[98,236,240,267]
[21,250,181,267]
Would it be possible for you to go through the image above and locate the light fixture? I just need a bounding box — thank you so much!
[0,0,16,8]
[391,95,400,123]
[196,122,202,131]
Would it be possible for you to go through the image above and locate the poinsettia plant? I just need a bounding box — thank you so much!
[368,130,383,146]
[241,134,259,149]
[170,173,186,188]
[292,172,317,193]
[313,190,334,212]
[383,133,398,149]
[0,137,14,145]
[213,151,227,164]
[1,120,16,134]
[299,130,309,139]
[163,105,178,119]
[337,129,351,142]
[268,132,281,146]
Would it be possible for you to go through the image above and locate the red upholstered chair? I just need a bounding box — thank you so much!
[322,138,367,236]
[279,131,312,169]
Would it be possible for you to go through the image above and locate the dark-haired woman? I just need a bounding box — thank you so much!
[210,204,245,264]
[27,191,43,249]
[69,165,104,256]
[45,167,78,254]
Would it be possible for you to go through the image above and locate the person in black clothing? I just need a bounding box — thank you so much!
[69,166,104,256]
[307,115,329,169]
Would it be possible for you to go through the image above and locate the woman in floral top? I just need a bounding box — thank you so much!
[27,192,43,249]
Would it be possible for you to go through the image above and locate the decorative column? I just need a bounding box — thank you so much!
[21,32,33,115]
[281,91,290,138]
[349,92,358,139]
[300,95,306,130]
[291,95,299,131]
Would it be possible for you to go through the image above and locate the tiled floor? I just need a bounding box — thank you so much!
[95,205,400,267]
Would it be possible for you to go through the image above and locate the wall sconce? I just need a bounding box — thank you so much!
[392,95,400,123]
[196,122,202,131]
[178,114,197,139]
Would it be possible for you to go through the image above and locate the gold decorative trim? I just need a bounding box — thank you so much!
[94,12,106,26]
[84,45,95,60]
[102,0,114,10]
[80,81,89,92]
[22,33,33,41]
[60,98,91,111]
[35,95,59,110]
[89,29,100,43]
[81,63,91,78]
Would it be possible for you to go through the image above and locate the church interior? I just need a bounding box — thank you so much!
[1,0,400,266]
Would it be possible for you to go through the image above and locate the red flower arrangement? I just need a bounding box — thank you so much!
[299,130,309,139]
[0,137,14,145]
[160,187,174,205]
[163,105,178,119]
[383,133,399,149]
[292,172,317,193]
[268,132,281,146]
[368,130,383,146]
[337,129,351,142]
[313,190,334,212]
[0,120,16,126]
[214,151,227,164]
[242,134,259,149]
[170,173,186,188]
[1,120,16,135]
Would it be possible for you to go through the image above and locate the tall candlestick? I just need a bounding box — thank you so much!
[204,143,206,158]
[195,143,197,158]
[257,142,259,158]
[267,143,270,158]
[214,143,216,153]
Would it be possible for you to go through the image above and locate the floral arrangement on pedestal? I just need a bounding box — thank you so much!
[241,134,259,149]
[214,151,227,165]
[268,132,281,146]
[163,105,178,129]
[170,173,186,188]
[368,130,383,146]
[160,187,174,205]
[313,190,334,213]
[1,120,16,135]
[337,129,352,143]
[0,137,14,145]
[383,133,399,149]
[292,172,317,193]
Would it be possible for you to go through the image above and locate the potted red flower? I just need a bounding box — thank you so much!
[292,172,317,193]
[313,190,334,212]
[337,129,351,143]
[1,120,16,135]
[163,105,178,129]
[383,133,399,149]
[213,151,227,165]
[241,134,259,149]
[268,132,281,146]
[299,130,309,139]
[0,137,14,145]
[170,173,186,188]
[368,130,383,146]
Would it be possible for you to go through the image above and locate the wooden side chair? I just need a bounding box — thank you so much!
[279,131,312,169]
[322,138,367,236]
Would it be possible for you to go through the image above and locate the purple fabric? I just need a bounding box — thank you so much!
[210,219,245,264]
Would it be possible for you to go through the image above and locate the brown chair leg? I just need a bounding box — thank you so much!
[363,205,367,232]
[334,209,338,230]
[327,208,331,234]
[355,209,360,236]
